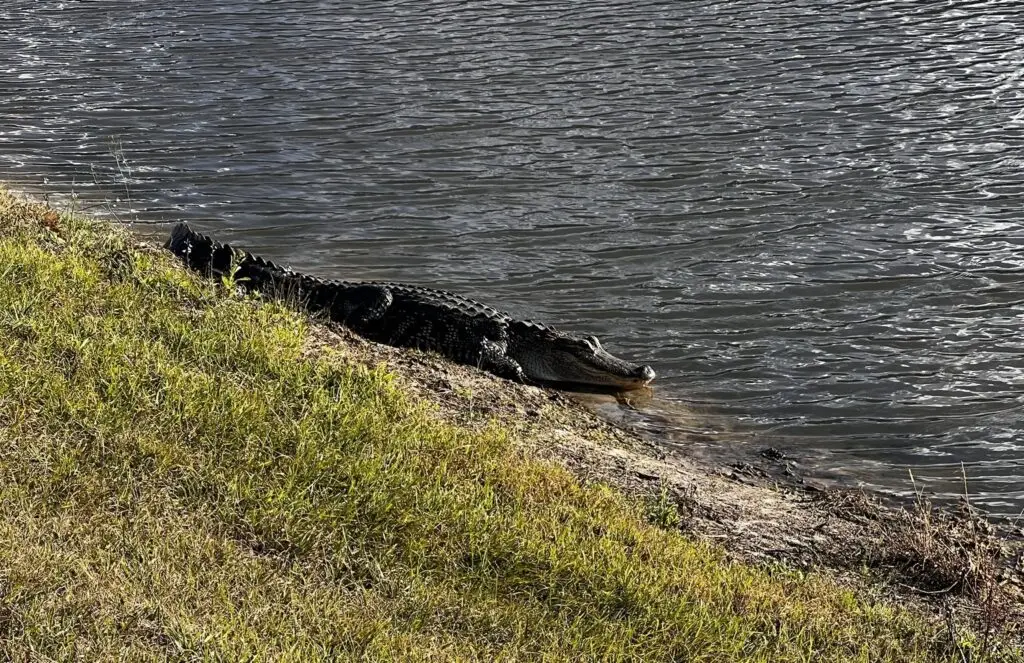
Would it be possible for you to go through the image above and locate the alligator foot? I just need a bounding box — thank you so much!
[479,338,526,383]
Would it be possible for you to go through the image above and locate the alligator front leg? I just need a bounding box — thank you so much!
[479,338,526,383]
[332,284,394,326]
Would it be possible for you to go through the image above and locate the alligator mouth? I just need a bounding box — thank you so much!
[542,373,656,394]
[524,351,656,391]
[570,363,656,391]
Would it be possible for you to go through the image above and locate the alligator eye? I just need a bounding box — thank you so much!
[587,335,601,350]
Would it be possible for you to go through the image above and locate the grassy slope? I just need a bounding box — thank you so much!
[0,189,1006,662]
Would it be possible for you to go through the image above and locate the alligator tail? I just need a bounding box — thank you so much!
[164,222,239,277]
[164,222,337,314]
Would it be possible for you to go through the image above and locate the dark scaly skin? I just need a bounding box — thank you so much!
[165,223,656,390]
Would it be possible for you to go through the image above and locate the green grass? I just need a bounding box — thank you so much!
[0,189,1009,661]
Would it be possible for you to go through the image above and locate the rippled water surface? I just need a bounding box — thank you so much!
[3,1,1023,514]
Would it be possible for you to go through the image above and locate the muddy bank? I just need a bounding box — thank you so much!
[294,318,1024,643]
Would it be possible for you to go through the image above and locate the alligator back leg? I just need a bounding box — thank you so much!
[331,284,394,327]
[382,312,431,350]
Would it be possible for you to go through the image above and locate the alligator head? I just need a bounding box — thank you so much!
[510,322,656,390]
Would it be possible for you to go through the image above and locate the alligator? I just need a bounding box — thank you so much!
[164,223,656,390]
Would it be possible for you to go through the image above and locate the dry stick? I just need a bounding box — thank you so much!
[957,461,1011,662]
[944,602,969,663]
[908,468,935,560]
[108,135,135,223]
[961,461,971,511]
[87,136,136,226]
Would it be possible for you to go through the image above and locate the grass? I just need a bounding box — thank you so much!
[0,188,1016,661]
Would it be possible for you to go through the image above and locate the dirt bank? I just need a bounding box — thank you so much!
[298,319,1024,644]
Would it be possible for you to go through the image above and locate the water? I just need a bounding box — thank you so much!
[2,0,1023,515]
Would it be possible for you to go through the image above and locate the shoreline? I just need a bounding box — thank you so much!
[11,182,1013,519]
[145,192,1024,637]
[1,185,1022,659]
[310,309,1024,628]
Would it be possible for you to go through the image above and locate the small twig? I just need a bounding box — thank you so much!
[943,602,970,663]
[1008,507,1024,531]
[961,462,971,510]
[897,580,960,596]
[108,135,135,222]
